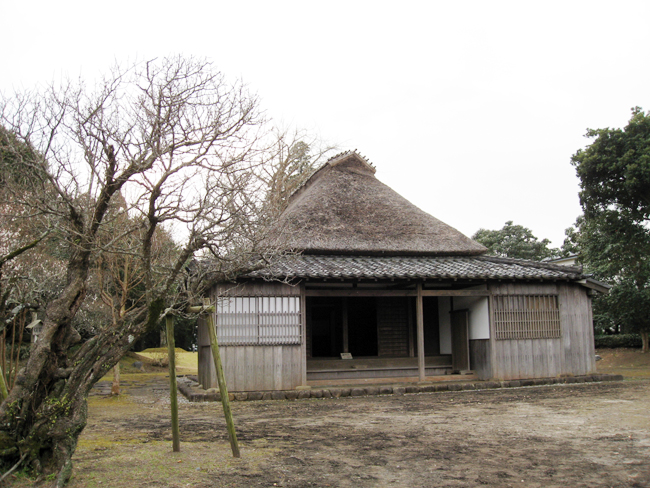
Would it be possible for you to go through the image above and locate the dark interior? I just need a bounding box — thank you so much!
[423,296,440,356]
[347,297,378,357]
[308,296,441,358]
[310,298,342,357]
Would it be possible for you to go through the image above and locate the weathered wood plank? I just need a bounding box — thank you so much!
[304,289,491,297]
[377,298,409,357]
[216,344,302,391]
[450,310,470,372]
[300,287,307,386]
[469,339,491,379]
[416,284,425,381]
[216,282,301,297]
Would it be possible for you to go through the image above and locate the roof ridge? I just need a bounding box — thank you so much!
[477,255,583,274]
[242,254,586,281]
[269,150,487,256]
[286,149,376,206]
[325,149,375,168]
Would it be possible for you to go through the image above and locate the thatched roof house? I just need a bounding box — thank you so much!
[267,152,486,256]
[199,151,602,392]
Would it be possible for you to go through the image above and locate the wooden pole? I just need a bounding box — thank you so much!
[166,314,181,452]
[0,364,8,402]
[416,283,426,382]
[204,298,241,458]
[342,297,349,354]
[111,363,120,396]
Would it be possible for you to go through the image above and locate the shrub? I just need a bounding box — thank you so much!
[144,348,181,367]
[594,334,642,349]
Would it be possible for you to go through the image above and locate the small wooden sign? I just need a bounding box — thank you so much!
[340,353,353,360]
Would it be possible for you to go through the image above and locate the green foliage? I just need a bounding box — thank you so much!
[262,135,337,214]
[132,315,196,351]
[570,108,650,347]
[265,141,319,212]
[472,221,559,261]
[572,107,650,222]
[595,334,643,349]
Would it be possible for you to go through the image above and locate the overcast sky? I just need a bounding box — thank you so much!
[2,1,649,247]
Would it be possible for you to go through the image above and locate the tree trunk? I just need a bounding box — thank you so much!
[0,254,165,486]
[641,331,649,353]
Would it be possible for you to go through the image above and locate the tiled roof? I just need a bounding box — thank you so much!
[244,255,584,281]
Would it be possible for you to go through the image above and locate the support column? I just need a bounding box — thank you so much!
[408,298,415,357]
[416,282,425,381]
[300,287,307,386]
[342,297,349,354]
[166,315,180,452]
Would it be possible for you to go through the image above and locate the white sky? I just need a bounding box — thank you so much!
[2,0,649,247]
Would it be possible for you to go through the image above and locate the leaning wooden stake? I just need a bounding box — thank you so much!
[166,314,181,452]
[0,364,8,402]
[111,363,120,396]
[203,298,240,458]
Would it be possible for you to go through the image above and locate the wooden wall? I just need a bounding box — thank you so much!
[197,280,597,389]
[199,344,303,391]
[559,281,596,376]
[212,282,301,298]
[488,282,596,380]
[470,339,491,380]
[377,297,410,357]
[198,281,305,391]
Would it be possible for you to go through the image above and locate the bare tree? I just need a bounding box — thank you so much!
[0,56,272,486]
[259,128,337,214]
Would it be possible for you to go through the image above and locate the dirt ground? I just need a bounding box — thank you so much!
[5,350,650,488]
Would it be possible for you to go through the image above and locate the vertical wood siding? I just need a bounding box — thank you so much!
[198,344,303,391]
[377,297,409,357]
[197,282,304,391]
[469,339,491,380]
[488,282,595,380]
[559,282,596,376]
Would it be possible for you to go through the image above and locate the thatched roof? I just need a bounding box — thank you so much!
[267,151,487,256]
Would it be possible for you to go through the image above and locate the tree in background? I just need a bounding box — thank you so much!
[472,221,560,261]
[0,127,63,401]
[259,129,337,214]
[0,56,278,485]
[570,107,650,353]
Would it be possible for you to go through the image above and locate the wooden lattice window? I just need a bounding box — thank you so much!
[494,295,561,340]
[216,296,302,346]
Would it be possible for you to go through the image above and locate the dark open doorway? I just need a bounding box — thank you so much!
[310,298,342,358]
[423,296,440,356]
[307,297,379,358]
[348,297,378,357]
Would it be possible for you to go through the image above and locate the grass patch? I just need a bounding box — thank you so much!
[596,348,650,379]
[66,439,277,488]
[136,349,198,373]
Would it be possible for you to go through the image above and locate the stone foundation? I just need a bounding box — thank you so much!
[177,374,624,403]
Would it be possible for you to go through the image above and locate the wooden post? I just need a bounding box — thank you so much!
[416,283,425,381]
[300,287,307,386]
[0,365,8,402]
[166,315,181,452]
[204,298,241,458]
[111,363,120,396]
[342,297,349,354]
